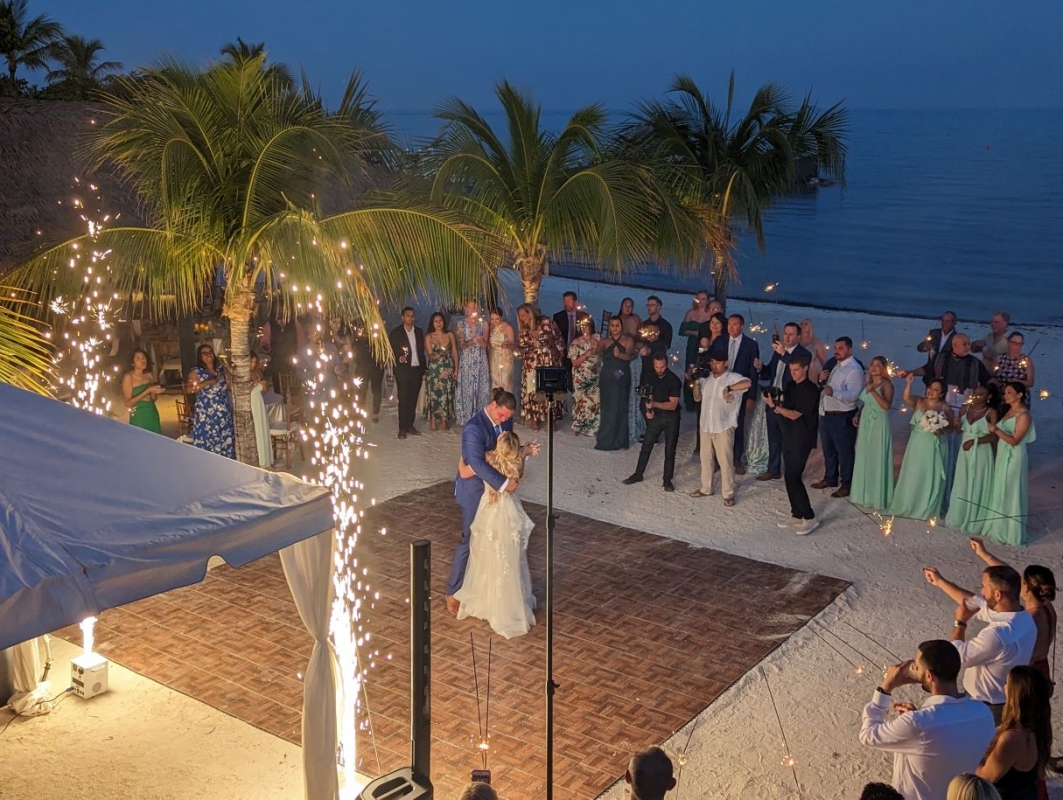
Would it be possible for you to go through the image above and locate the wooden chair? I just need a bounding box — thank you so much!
[276,372,300,404]
[600,309,611,336]
[175,397,194,444]
[270,402,304,469]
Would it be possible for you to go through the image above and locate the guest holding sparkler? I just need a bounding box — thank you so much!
[517,304,566,431]
[187,344,235,458]
[992,333,1035,408]
[984,383,1036,546]
[596,316,635,451]
[850,356,895,511]
[123,348,165,434]
[799,317,829,379]
[970,536,1057,692]
[455,300,492,425]
[388,308,426,439]
[976,666,1052,800]
[945,386,998,534]
[423,312,458,431]
[487,308,515,392]
[568,317,600,436]
[679,290,713,411]
[890,377,955,520]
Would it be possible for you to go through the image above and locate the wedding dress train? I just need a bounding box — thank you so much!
[454,490,537,639]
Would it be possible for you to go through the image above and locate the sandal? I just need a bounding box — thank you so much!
[724,497,735,507]
[689,490,710,498]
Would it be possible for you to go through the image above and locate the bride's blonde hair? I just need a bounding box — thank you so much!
[485,432,523,504]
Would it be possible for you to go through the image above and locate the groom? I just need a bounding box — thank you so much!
[446,389,523,614]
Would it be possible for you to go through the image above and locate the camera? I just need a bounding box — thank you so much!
[690,361,713,380]
[762,385,782,402]
[535,366,568,394]
[635,383,653,400]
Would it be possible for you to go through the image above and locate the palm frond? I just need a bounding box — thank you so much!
[0,286,53,393]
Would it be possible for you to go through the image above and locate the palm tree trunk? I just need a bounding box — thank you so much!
[225,279,259,466]
[712,248,729,310]
[515,251,547,308]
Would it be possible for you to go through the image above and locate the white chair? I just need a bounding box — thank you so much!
[269,402,304,469]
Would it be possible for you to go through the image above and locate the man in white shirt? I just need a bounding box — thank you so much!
[922,564,1037,723]
[859,639,995,800]
[970,310,1010,371]
[689,351,751,505]
[812,336,864,498]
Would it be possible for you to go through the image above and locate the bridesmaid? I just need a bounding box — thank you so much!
[568,318,600,436]
[488,308,516,392]
[890,376,954,520]
[945,385,997,533]
[850,356,895,511]
[454,300,491,425]
[679,291,713,412]
[424,312,459,432]
[984,382,1036,546]
[122,349,165,434]
[595,316,635,451]
[517,304,566,431]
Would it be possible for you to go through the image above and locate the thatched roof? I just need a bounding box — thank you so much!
[0,100,144,275]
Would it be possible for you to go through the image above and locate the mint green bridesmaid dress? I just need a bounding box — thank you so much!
[850,388,894,511]
[983,414,1036,546]
[889,409,947,520]
[944,414,995,534]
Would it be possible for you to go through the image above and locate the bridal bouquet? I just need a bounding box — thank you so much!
[920,409,950,435]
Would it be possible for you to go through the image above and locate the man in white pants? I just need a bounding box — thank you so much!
[690,350,751,505]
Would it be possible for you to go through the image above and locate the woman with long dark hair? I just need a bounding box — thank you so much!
[122,348,164,434]
[984,382,1036,545]
[186,344,235,458]
[890,376,955,519]
[424,312,458,431]
[977,666,1052,800]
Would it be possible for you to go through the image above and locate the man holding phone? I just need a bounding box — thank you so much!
[753,322,809,481]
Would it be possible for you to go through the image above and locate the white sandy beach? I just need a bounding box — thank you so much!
[3,271,1061,800]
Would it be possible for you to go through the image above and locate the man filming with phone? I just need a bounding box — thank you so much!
[753,322,809,482]
[689,350,751,506]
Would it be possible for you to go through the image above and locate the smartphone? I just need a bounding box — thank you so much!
[471,770,491,784]
[772,334,780,344]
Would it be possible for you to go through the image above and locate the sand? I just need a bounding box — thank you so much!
[2,270,1060,799]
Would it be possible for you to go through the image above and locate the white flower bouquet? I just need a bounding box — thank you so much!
[920,409,950,435]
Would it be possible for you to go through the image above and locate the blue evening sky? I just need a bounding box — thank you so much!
[35,0,1063,115]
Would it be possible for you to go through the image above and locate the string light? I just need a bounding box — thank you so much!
[763,282,779,293]
[1039,389,1050,400]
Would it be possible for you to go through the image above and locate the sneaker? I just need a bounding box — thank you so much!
[622,474,643,485]
[794,519,819,536]
[777,517,800,529]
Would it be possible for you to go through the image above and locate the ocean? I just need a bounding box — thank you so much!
[388,108,1063,326]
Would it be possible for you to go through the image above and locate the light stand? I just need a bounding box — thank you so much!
[535,365,567,800]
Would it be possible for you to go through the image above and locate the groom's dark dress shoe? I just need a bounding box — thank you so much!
[445,595,460,615]
[622,475,643,485]
[663,481,675,492]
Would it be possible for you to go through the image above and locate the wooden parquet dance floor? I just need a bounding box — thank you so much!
[57,481,849,800]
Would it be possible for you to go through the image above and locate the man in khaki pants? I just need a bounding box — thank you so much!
[690,350,751,506]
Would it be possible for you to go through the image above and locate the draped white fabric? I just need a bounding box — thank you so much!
[250,384,274,469]
[281,531,341,800]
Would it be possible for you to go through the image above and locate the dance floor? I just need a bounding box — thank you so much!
[56,481,849,800]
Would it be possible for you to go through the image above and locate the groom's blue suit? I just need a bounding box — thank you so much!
[448,408,514,596]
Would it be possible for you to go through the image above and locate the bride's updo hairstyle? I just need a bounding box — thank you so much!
[486,432,524,503]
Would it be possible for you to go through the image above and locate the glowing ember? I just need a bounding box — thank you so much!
[764,282,779,293]
[1039,389,1050,400]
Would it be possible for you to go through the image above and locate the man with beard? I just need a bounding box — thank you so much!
[859,640,995,800]
[921,564,1037,724]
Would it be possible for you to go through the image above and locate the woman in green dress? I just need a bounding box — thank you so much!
[984,382,1036,546]
[945,385,997,534]
[122,348,165,434]
[850,356,895,511]
[890,376,956,520]
[423,312,458,432]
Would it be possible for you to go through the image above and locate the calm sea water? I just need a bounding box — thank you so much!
[389,108,1063,325]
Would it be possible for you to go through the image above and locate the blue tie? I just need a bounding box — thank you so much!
[493,424,501,436]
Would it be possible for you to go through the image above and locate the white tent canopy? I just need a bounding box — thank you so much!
[0,383,333,650]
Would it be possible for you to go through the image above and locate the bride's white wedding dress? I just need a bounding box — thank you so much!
[454,490,537,639]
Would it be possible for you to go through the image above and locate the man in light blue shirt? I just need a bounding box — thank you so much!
[812,336,864,498]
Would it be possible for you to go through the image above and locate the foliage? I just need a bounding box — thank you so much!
[44,34,122,99]
[219,37,294,90]
[0,286,53,393]
[0,0,62,85]
[429,80,709,305]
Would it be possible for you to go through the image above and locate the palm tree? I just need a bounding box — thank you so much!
[430,80,707,306]
[0,0,62,87]
[45,34,122,99]
[14,57,498,464]
[219,37,293,90]
[622,73,848,304]
[0,287,52,393]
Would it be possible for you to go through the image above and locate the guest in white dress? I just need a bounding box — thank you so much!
[454,431,536,639]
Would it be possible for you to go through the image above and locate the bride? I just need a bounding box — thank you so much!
[454,431,537,639]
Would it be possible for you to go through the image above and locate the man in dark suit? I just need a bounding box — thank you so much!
[448,389,538,614]
[388,307,426,439]
[915,311,957,386]
[754,322,810,481]
[553,291,595,349]
[724,314,760,472]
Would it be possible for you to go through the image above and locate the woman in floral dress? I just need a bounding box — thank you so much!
[455,300,491,425]
[187,343,235,458]
[568,318,600,436]
[424,312,458,431]
[517,304,566,430]
[993,331,1035,409]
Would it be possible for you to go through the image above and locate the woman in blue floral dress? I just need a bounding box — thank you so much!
[424,312,458,431]
[455,301,492,425]
[187,344,235,458]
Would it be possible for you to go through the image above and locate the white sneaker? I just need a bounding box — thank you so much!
[794,519,819,536]
[777,517,800,529]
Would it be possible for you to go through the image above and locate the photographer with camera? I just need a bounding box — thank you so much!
[754,322,810,482]
[623,353,682,492]
[689,350,751,505]
[764,352,821,535]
